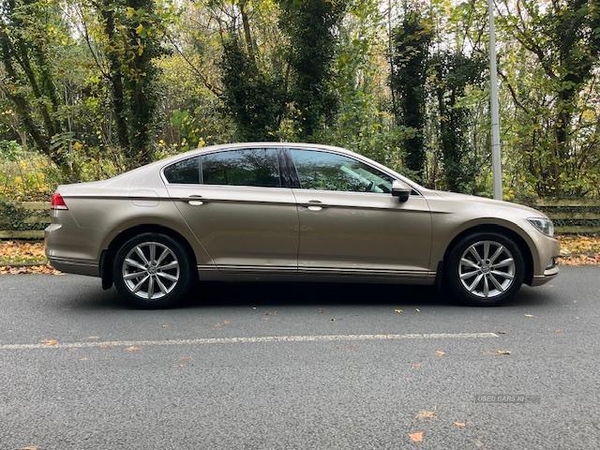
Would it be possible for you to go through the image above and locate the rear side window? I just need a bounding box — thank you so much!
[202,148,281,187]
[164,157,200,184]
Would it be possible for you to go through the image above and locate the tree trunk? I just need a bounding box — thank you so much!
[99,2,130,153]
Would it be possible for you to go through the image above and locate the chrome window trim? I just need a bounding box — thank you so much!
[159,143,425,197]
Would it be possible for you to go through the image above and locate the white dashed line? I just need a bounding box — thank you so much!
[0,332,498,350]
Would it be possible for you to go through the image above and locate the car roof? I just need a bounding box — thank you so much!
[169,142,355,159]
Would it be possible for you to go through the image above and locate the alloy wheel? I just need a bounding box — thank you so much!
[121,242,180,300]
[458,240,516,298]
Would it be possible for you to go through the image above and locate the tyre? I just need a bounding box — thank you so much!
[113,232,193,308]
[445,231,525,306]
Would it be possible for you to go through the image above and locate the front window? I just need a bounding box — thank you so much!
[289,149,393,193]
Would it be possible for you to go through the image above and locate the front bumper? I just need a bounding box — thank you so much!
[530,264,559,286]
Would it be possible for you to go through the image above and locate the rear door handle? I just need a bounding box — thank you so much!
[304,200,327,211]
[187,195,204,206]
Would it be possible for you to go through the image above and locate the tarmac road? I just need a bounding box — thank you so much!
[0,266,599,449]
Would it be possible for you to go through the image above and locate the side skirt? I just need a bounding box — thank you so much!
[197,264,436,285]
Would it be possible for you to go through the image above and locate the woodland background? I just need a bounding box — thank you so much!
[1,0,600,202]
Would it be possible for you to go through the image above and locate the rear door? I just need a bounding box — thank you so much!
[165,147,299,273]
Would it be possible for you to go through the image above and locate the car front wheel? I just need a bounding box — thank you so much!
[113,233,193,308]
[445,232,526,305]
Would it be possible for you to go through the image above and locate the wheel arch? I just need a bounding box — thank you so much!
[440,224,534,286]
[100,224,198,290]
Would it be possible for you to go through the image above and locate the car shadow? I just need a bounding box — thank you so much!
[184,282,446,309]
[66,280,557,312]
[181,281,556,310]
[68,281,446,311]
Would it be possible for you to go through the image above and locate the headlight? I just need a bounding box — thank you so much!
[527,217,554,237]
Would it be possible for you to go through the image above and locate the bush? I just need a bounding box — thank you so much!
[0,149,59,202]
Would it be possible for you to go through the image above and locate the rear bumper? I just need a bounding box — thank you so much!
[47,256,99,277]
[45,218,101,277]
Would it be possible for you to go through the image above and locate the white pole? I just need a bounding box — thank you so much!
[488,0,502,200]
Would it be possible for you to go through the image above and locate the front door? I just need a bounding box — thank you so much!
[288,148,432,277]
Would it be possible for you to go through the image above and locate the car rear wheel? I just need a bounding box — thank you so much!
[445,232,525,306]
[113,233,193,308]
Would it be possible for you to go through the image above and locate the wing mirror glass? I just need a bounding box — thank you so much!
[391,180,411,202]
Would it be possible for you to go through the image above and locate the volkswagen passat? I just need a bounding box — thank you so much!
[46,143,559,308]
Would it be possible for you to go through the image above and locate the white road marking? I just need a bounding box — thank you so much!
[0,332,498,350]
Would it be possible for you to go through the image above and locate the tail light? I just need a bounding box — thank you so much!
[51,192,68,210]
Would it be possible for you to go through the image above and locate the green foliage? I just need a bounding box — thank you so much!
[325,0,406,171]
[0,199,51,231]
[1,0,600,201]
[94,0,170,169]
[390,9,433,182]
[278,0,347,139]
[431,51,486,193]
[0,140,21,161]
[155,49,234,151]
[0,146,58,202]
[0,0,79,180]
[220,36,286,141]
[497,0,600,198]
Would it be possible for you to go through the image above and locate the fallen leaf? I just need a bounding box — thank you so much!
[454,421,466,429]
[416,410,436,419]
[408,431,424,443]
[79,357,89,361]
[18,446,42,450]
[125,345,142,352]
[179,355,192,368]
[411,362,422,369]
[394,309,403,314]
[496,350,511,355]
[435,350,446,357]
[41,339,59,347]
[0,263,61,275]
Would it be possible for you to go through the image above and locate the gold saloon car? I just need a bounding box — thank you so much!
[46,143,559,308]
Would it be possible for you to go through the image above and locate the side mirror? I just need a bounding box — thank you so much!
[391,180,411,202]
